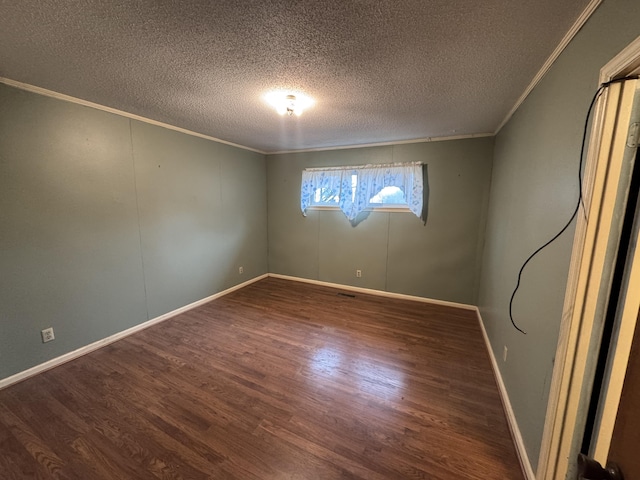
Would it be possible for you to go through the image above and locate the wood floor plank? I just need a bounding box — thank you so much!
[0,278,524,479]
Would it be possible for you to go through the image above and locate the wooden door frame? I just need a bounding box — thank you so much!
[537,36,640,480]
[591,148,640,462]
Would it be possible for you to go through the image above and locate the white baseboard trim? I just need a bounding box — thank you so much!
[268,273,476,311]
[275,272,534,478]
[2,271,533,480]
[0,274,268,390]
[475,307,536,480]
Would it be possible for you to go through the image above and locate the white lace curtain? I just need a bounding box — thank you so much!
[301,163,423,221]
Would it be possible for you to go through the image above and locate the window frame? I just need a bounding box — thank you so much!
[300,162,424,221]
[305,172,413,212]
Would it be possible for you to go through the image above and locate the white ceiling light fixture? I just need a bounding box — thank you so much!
[264,90,315,117]
[283,95,298,116]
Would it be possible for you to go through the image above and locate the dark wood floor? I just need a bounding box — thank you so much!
[0,278,524,479]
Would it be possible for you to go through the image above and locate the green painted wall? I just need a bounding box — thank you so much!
[478,0,640,472]
[131,121,267,318]
[0,83,267,380]
[5,1,639,467]
[267,138,494,305]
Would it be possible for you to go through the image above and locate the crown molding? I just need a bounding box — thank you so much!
[494,0,603,135]
[267,132,494,155]
[0,77,266,155]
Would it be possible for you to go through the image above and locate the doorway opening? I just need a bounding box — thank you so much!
[536,36,640,480]
[581,144,640,454]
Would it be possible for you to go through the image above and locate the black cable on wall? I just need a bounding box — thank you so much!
[508,76,638,334]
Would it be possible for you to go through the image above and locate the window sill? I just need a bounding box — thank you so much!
[307,206,412,213]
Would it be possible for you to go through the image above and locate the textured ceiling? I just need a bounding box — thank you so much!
[0,0,593,153]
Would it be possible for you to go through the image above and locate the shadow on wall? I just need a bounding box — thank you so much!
[421,164,430,225]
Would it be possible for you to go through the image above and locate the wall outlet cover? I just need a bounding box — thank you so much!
[41,327,55,343]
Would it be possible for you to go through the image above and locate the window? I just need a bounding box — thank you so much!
[301,163,424,221]
[369,186,407,206]
[310,176,406,208]
[311,174,356,207]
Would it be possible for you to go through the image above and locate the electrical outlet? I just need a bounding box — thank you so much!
[239,266,244,274]
[356,269,362,278]
[41,327,55,343]
[503,346,508,362]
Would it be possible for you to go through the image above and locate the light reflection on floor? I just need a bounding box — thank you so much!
[308,345,405,400]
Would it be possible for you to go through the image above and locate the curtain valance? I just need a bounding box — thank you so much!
[301,162,423,221]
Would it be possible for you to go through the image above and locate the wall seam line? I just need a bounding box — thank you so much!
[384,212,391,292]
[129,119,150,321]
